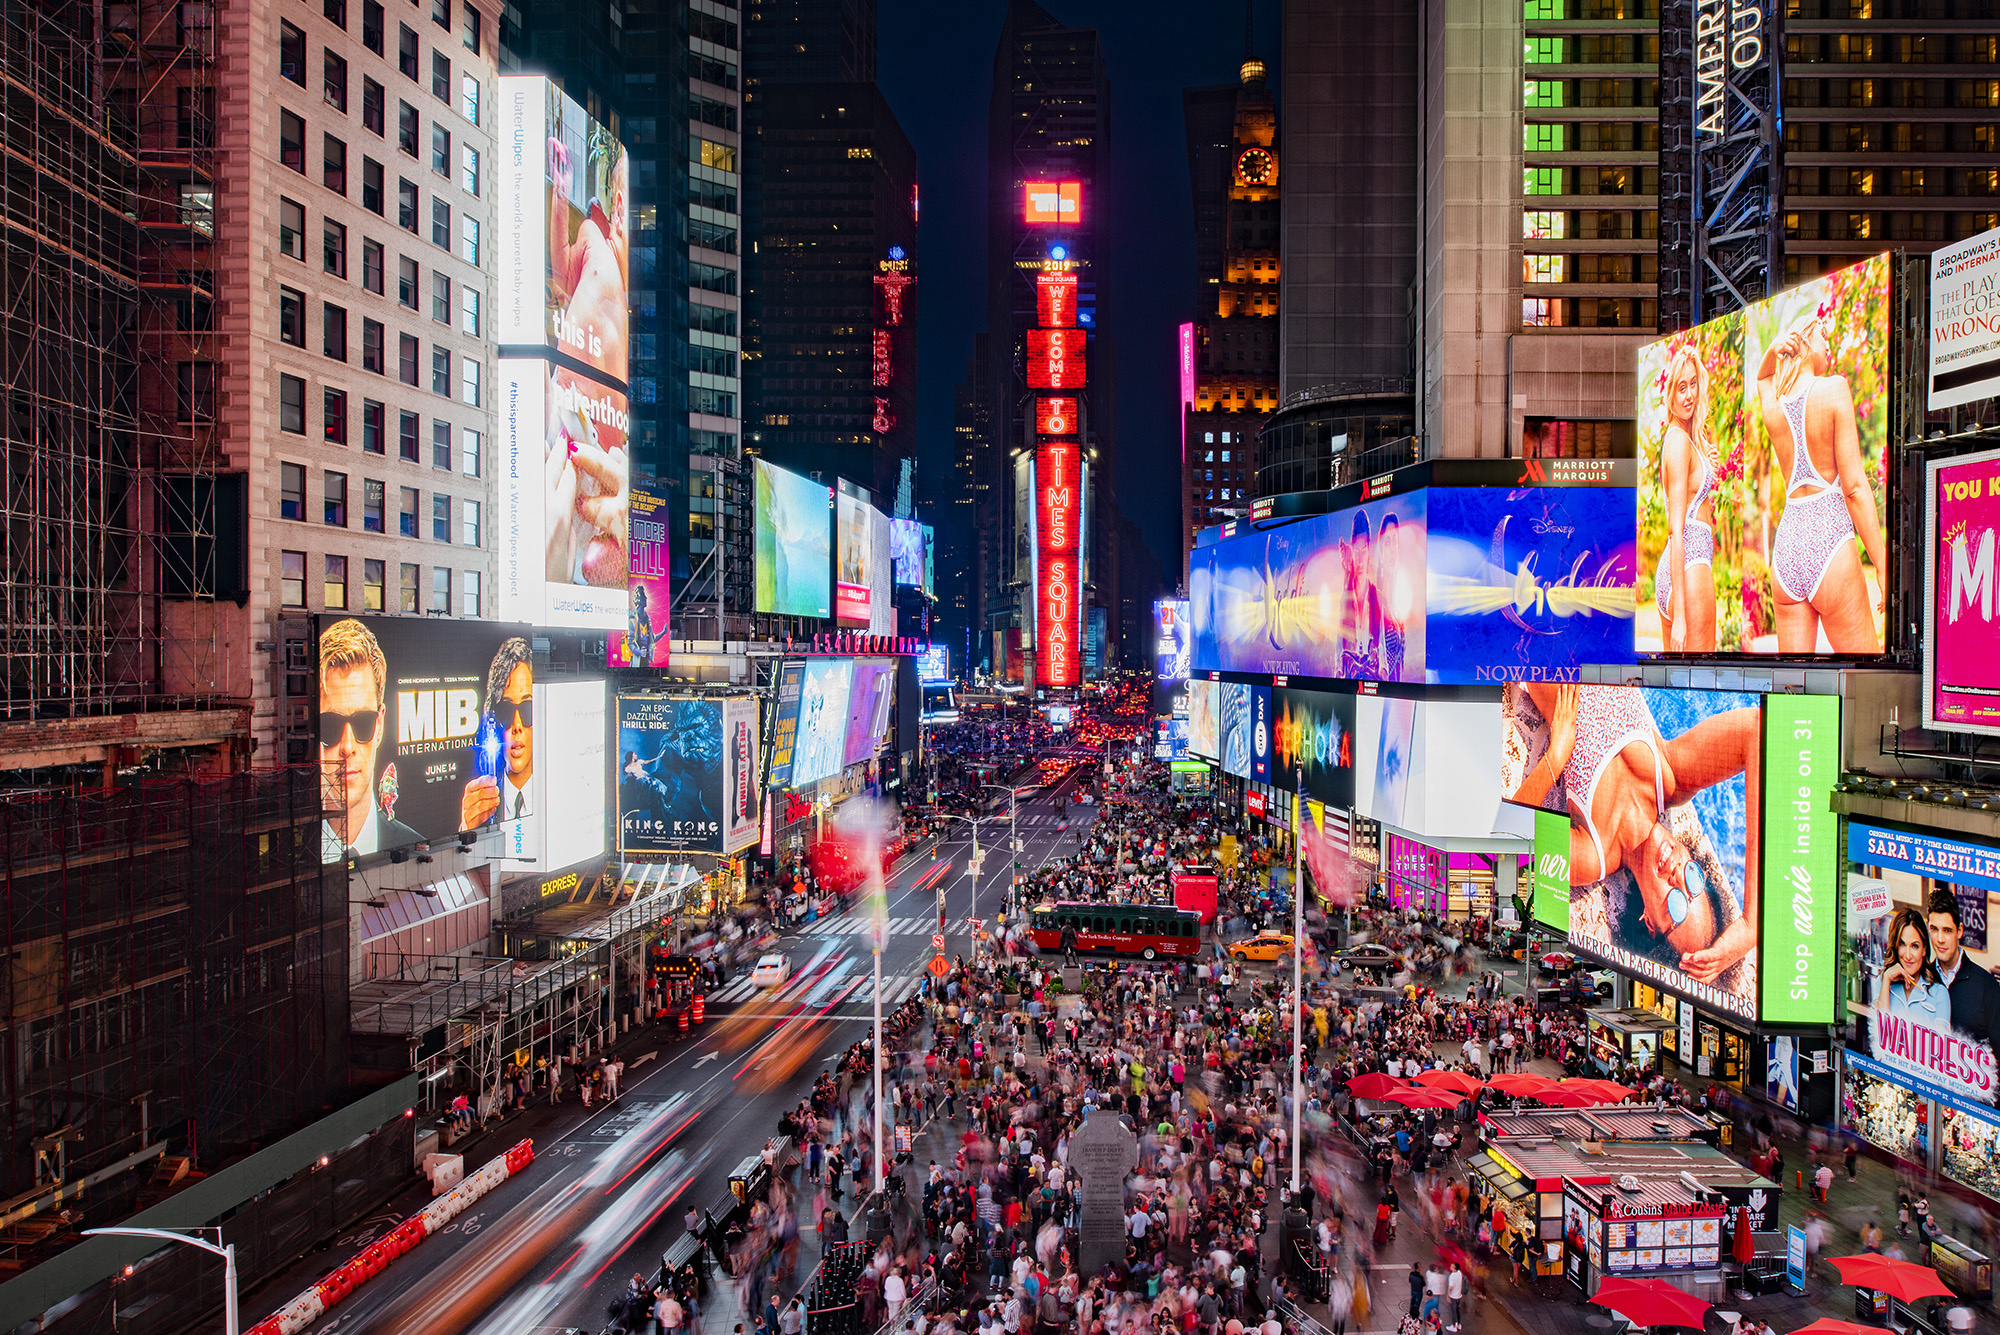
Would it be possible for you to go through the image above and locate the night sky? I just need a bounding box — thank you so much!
[879,0,1281,589]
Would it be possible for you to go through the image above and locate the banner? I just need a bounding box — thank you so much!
[618,697,726,853]
[1760,692,1841,1024]
[722,695,762,854]
[1271,688,1353,807]
[1534,807,1571,934]
[1926,447,2000,734]
[767,661,805,789]
[1929,223,2000,410]
[609,482,669,667]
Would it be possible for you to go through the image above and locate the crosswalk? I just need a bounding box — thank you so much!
[705,966,930,1007]
[791,915,975,939]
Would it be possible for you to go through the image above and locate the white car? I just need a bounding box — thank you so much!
[750,953,791,989]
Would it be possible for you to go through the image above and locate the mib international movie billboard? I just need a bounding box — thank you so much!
[497,76,632,631]
[617,695,761,853]
[1500,684,1840,1023]
[1635,253,1890,655]
[317,617,537,864]
[755,460,832,618]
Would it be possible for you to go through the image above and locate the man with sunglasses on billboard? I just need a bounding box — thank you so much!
[461,637,535,829]
[319,619,423,861]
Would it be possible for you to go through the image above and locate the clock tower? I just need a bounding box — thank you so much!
[1180,47,1279,576]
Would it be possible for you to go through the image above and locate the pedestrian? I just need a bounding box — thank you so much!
[1844,1140,1859,1180]
[1446,1262,1465,1331]
[1814,1160,1833,1203]
[1407,1264,1425,1319]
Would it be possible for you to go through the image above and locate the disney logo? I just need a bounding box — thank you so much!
[1531,519,1576,539]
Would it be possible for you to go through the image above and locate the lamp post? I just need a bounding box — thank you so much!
[85,1227,238,1335]
[979,783,1018,922]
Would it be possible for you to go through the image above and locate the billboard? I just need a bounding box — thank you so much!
[542,681,607,871]
[843,659,896,766]
[1271,688,1354,807]
[754,460,832,618]
[1533,807,1571,934]
[1154,599,1191,683]
[1037,272,1078,327]
[1218,682,1270,781]
[868,504,894,637]
[1501,684,1839,1023]
[1424,486,1636,682]
[1026,329,1087,390]
[497,77,632,631]
[1925,447,2000,734]
[1036,440,1082,687]
[617,696,725,852]
[836,481,873,628]
[890,518,931,591]
[317,617,536,864]
[1037,397,1077,436]
[1023,180,1081,224]
[1635,253,1890,654]
[915,644,949,684]
[792,658,854,786]
[609,482,669,668]
[767,661,806,788]
[1929,224,2000,410]
[1187,678,1219,759]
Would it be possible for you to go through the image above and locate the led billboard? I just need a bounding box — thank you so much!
[843,659,896,766]
[1026,329,1087,390]
[1154,599,1191,683]
[767,660,806,788]
[867,504,894,637]
[1186,678,1219,759]
[836,480,873,628]
[754,460,831,618]
[1036,397,1077,436]
[1023,180,1081,224]
[792,658,854,786]
[617,696,726,852]
[1635,253,1889,654]
[609,482,669,668]
[915,644,949,684]
[542,681,608,871]
[1532,807,1571,934]
[1925,447,2000,735]
[1928,224,2000,411]
[1271,688,1354,807]
[497,364,634,629]
[1037,272,1078,327]
[317,617,536,864]
[1035,440,1082,687]
[890,518,929,590]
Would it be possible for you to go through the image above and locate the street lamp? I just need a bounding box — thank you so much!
[979,783,1019,920]
[85,1226,238,1335]
[931,811,985,951]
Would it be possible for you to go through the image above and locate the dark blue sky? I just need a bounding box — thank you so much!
[879,0,1280,587]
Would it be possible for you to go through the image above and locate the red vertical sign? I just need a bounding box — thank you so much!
[1036,272,1078,328]
[1037,440,1080,687]
[1026,329,1087,389]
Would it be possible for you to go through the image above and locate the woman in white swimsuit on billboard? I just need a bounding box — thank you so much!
[1655,343,1719,653]
[1754,312,1886,654]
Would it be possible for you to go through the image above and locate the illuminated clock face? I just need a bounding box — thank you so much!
[1237,148,1275,186]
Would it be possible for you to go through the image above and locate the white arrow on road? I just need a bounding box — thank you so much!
[693,1052,721,1068]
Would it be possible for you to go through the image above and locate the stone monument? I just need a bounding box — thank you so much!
[1070,1105,1138,1277]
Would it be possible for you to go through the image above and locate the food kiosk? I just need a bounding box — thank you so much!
[1562,1177,1728,1297]
[1585,1008,1670,1074]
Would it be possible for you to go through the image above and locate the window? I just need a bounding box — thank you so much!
[362,238,384,293]
[459,216,479,266]
[362,76,385,135]
[324,0,346,27]
[432,0,450,27]
[323,133,346,193]
[399,562,419,612]
[322,220,347,278]
[399,333,420,385]
[399,486,419,537]
[461,499,480,548]
[461,570,481,617]
[279,197,305,258]
[431,123,450,176]
[281,551,306,607]
[398,178,418,231]
[460,286,480,336]
[362,399,385,453]
[432,418,452,468]
[430,344,450,394]
[323,387,347,443]
[278,287,305,345]
[362,157,384,214]
[461,427,481,476]
[363,478,385,532]
[460,144,480,195]
[280,462,306,520]
[460,356,480,406]
[322,302,346,360]
[430,566,451,613]
[430,196,450,247]
[397,254,419,308]
[279,20,305,84]
[280,109,305,172]
[692,137,737,173]
[323,471,348,526]
[431,271,451,322]
[398,100,419,155]
[323,49,347,111]
[324,555,348,610]
[462,6,480,53]
[178,361,216,421]
[363,558,385,611]
[399,413,420,463]
[431,50,450,101]
[397,23,418,79]
[431,493,450,540]
[362,0,383,54]
[459,72,480,125]
[280,374,305,432]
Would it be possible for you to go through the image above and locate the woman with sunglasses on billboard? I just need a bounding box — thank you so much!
[1754,311,1887,654]
[1654,343,1720,654]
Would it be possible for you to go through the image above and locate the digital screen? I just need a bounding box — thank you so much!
[1036,440,1082,686]
[1037,272,1078,328]
[1154,599,1191,683]
[915,645,949,684]
[754,460,831,618]
[766,661,805,788]
[497,362,633,629]
[1023,180,1081,224]
[890,518,927,589]
[836,481,873,628]
[1635,253,1889,655]
[791,658,854,786]
[542,681,607,871]
[609,482,669,667]
[617,696,725,852]
[1271,688,1354,807]
[1927,446,2000,734]
[1186,678,1219,759]
[867,504,894,637]
[1026,329,1087,390]
[843,660,895,766]
[1219,683,1270,781]
[1036,397,1077,436]
[316,617,536,864]
[1533,807,1571,934]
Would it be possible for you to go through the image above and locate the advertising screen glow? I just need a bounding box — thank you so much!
[915,645,949,683]
[767,662,805,788]
[1023,180,1081,224]
[1036,397,1077,436]
[1925,447,2000,734]
[1037,272,1078,328]
[1035,440,1082,687]
[1927,223,2000,410]
[1635,253,1889,654]
[867,505,895,637]
[1186,678,1219,760]
[609,482,669,667]
[1271,688,1354,807]
[1026,329,1087,390]
[836,482,873,628]
[1154,599,1191,683]
[618,697,725,852]
[754,460,832,618]
[843,660,895,766]
[791,658,854,786]
[541,681,607,872]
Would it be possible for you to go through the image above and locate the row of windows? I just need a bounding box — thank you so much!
[1784,209,2000,240]
[1522,208,1659,240]
[274,293,481,404]
[1786,166,2000,195]
[1521,296,1658,328]
[1786,77,2000,107]
[282,6,482,111]
[1785,122,1998,152]
[1524,77,1659,109]
[278,463,480,546]
[277,201,482,332]
[1523,253,1661,283]
[1786,34,1998,64]
[303,0,482,57]
[1788,0,2000,15]
[1523,0,1657,18]
[272,372,485,469]
[1524,34,1659,64]
[277,121,484,262]
[1524,121,1662,153]
[1523,166,1660,197]
[281,551,480,616]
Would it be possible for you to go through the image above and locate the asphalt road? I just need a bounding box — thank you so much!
[255,761,1100,1335]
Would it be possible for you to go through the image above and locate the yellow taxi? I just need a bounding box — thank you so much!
[1226,930,1295,962]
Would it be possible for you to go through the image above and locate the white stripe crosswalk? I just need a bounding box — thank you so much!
[704,968,929,1007]
[794,915,971,939]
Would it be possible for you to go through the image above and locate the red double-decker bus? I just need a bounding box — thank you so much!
[1027,901,1201,962]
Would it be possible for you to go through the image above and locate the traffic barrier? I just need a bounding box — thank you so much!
[242,1138,534,1335]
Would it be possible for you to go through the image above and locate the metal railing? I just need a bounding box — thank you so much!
[1276,377,1416,413]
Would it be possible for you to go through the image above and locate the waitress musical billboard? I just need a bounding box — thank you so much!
[1926,447,2000,735]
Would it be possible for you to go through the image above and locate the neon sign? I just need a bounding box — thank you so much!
[1023,180,1081,224]
[1026,329,1087,390]
[1037,272,1078,328]
[1036,397,1077,436]
[873,271,912,323]
[1036,440,1081,686]
[873,329,893,387]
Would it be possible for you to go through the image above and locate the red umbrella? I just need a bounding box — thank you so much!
[1413,1069,1486,1095]
[1731,1206,1755,1268]
[1826,1254,1957,1303]
[1531,1085,1602,1108]
[1384,1087,1470,1110]
[1346,1072,1411,1100]
[1792,1321,1883,1335]
[1588,1276,1713,1329]
[1565,1078,1634,1101]
[1487,1073,1557,1095]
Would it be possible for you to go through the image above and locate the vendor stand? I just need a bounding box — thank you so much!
[1585,1008,1669,1074]
[1561,1177,1727,1298]
[1463,1145,1563,1278]
[1928,1234,1993,1301]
